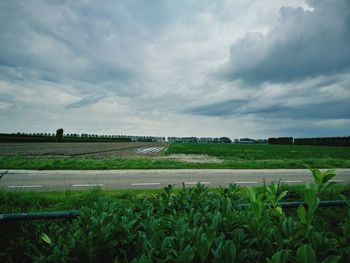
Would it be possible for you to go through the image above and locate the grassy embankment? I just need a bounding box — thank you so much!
[0,143,350,169]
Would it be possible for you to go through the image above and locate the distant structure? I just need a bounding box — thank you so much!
[167,137,232,143]
[268,136,350,146]
[129,136,166,142]
[234,138,267,144]
[56,128,64,143]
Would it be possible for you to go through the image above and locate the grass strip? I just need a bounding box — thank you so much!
[1,184,349,213]
[1,156,350,169]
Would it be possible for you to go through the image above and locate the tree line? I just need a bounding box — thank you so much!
[167,137,232,143]
[0,130,165,143]
[268,136,350,146]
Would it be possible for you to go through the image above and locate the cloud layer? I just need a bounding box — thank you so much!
[0,0,349,138]
[220,0,350,83]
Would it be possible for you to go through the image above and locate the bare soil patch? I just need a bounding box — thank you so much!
[0,142,168,158]
[156,154,224,163]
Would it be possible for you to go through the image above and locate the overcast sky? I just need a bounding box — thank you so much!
[0,0,349,138]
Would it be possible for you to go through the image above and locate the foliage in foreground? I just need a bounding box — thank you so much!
[2,169,350,262]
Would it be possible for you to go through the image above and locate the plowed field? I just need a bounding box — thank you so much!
[0,142,168,158]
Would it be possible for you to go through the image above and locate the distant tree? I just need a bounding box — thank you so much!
[56,128,64,142]
[220,137,232,143]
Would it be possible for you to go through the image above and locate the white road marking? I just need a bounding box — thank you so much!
[72,184,104,187]
[282,180,303,183]
[329,179,344,182]
[234,181,259,184]
[184,181,211,185]
[131,182,160,186]
[8,185,43,188]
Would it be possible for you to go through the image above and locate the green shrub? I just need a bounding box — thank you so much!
[2,169,350,262]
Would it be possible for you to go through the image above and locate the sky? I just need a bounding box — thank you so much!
[0,0,349,139]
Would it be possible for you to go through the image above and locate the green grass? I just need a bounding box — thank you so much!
[1,184,349,213]
[0,156,350,170]
[0,156,194,170]
[0,143,349,169]
[0,188,163,213]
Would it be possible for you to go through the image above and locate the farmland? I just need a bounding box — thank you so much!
[0,142,349,169]
[0,142,167,157]
[166,143,350,159]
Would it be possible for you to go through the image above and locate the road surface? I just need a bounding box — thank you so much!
[1,169,349,192]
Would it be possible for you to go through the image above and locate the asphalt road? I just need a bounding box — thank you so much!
[1,169,349,192]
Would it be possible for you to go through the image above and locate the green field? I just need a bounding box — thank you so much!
[166,143,350,159]
[1,143,349,169]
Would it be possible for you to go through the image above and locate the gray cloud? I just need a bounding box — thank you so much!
[189,98,350,120]
[243,100,350,120]
[0,1,148,93]
[66,95,105,109]
[220,0,350,83]
[0,0,349,138]
[186,0,350,136]
[188,99,247,116]
[189,70,350,122]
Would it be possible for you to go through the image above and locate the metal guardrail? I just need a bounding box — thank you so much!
[0,210,80,222]
[0,200,348,222]
[276,200,347,208]
[237,200,348,208]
